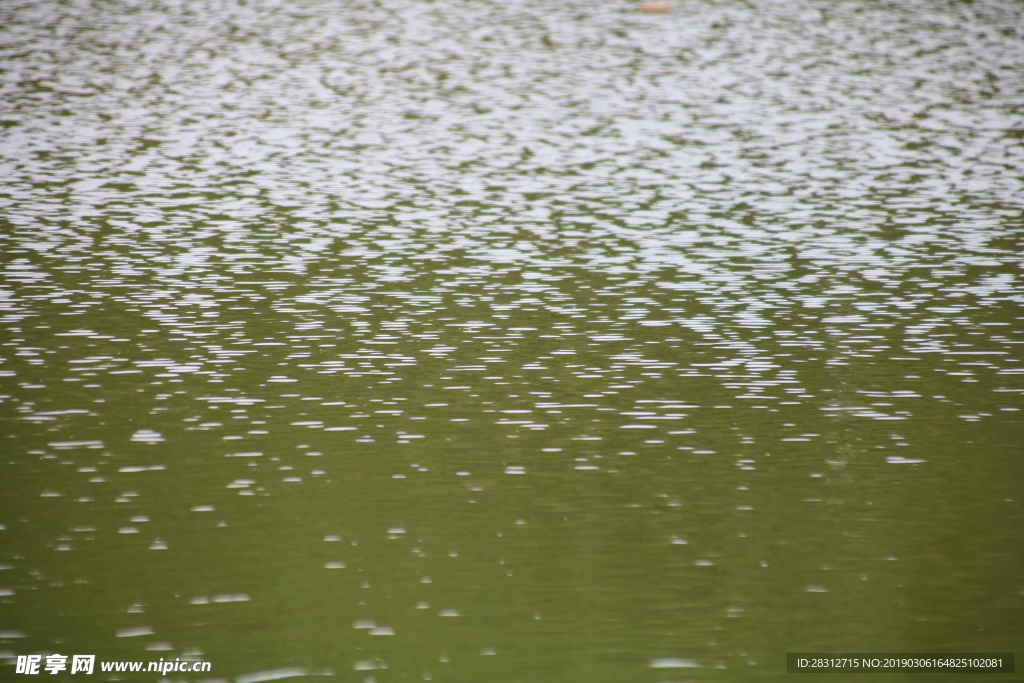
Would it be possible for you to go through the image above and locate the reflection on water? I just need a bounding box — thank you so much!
[1,0,1023,680]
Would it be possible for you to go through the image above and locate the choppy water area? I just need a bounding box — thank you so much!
[2,0,1023,679]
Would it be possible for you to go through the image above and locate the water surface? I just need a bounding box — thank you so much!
[1,0,1023,680]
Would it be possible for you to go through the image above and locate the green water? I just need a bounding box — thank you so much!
[1,0,1023,681]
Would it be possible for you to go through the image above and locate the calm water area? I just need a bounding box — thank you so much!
[1,0,1023,680]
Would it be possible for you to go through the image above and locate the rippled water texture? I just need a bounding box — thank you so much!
[2,0,1023,680]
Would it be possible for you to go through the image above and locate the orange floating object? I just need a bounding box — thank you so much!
[639,1,672,13]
